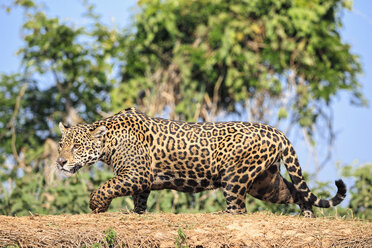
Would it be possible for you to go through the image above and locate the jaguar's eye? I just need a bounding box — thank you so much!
[72,144,81,151]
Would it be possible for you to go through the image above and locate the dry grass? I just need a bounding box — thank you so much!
[0,212,371,247]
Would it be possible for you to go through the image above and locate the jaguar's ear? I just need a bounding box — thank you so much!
[59,122,68,135]
[91,126,107,139]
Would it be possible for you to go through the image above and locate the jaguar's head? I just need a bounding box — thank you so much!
[56,123,107,176]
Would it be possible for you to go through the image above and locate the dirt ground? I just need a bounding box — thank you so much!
[0,212,371,247]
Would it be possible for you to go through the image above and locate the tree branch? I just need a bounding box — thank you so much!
[10,83,28,168]
[0,84,27,142]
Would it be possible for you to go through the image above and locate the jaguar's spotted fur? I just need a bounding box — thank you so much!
[57,108,346,217]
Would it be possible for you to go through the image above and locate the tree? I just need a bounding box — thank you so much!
[117,0,363,119]
[341,163,372,220]
[0,0,122,215]
[1,0,118,180]
[115,0,365,172]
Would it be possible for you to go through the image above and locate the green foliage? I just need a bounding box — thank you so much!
[0,168,132,216]
[104,226,117,248]
[146,189,225,213]
[116,0,364,126]
[341,163,372,220]
[0,0,121,216]
[2,245,19,248]
[90,243,102,248]
[175,227,188,248]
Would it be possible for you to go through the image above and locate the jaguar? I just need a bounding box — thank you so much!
[57,108,346,217]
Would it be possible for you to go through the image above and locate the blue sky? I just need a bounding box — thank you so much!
[333,1,372,167]
[0,0,371,185]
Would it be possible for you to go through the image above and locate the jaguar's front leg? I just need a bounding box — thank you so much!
[90,188,112,213]
[89,175,150,213]
[132,190,150,214]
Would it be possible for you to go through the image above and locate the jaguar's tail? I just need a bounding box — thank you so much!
[282,140,346,208]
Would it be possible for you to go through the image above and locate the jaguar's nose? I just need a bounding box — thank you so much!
[57,157,67,167]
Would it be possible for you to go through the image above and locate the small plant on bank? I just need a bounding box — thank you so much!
[175,227,188,248]
[104,226,117,248]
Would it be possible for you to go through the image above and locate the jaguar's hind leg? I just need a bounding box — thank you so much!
[248,162,314,217]
[220,166,256,214]
[220,169,250,214]
[298,199,314,217]
[248,162,296,204]
[222,186,247,214]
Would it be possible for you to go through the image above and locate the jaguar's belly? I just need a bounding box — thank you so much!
[151,170,220,192]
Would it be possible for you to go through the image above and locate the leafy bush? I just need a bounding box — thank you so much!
[342,163,372,220]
